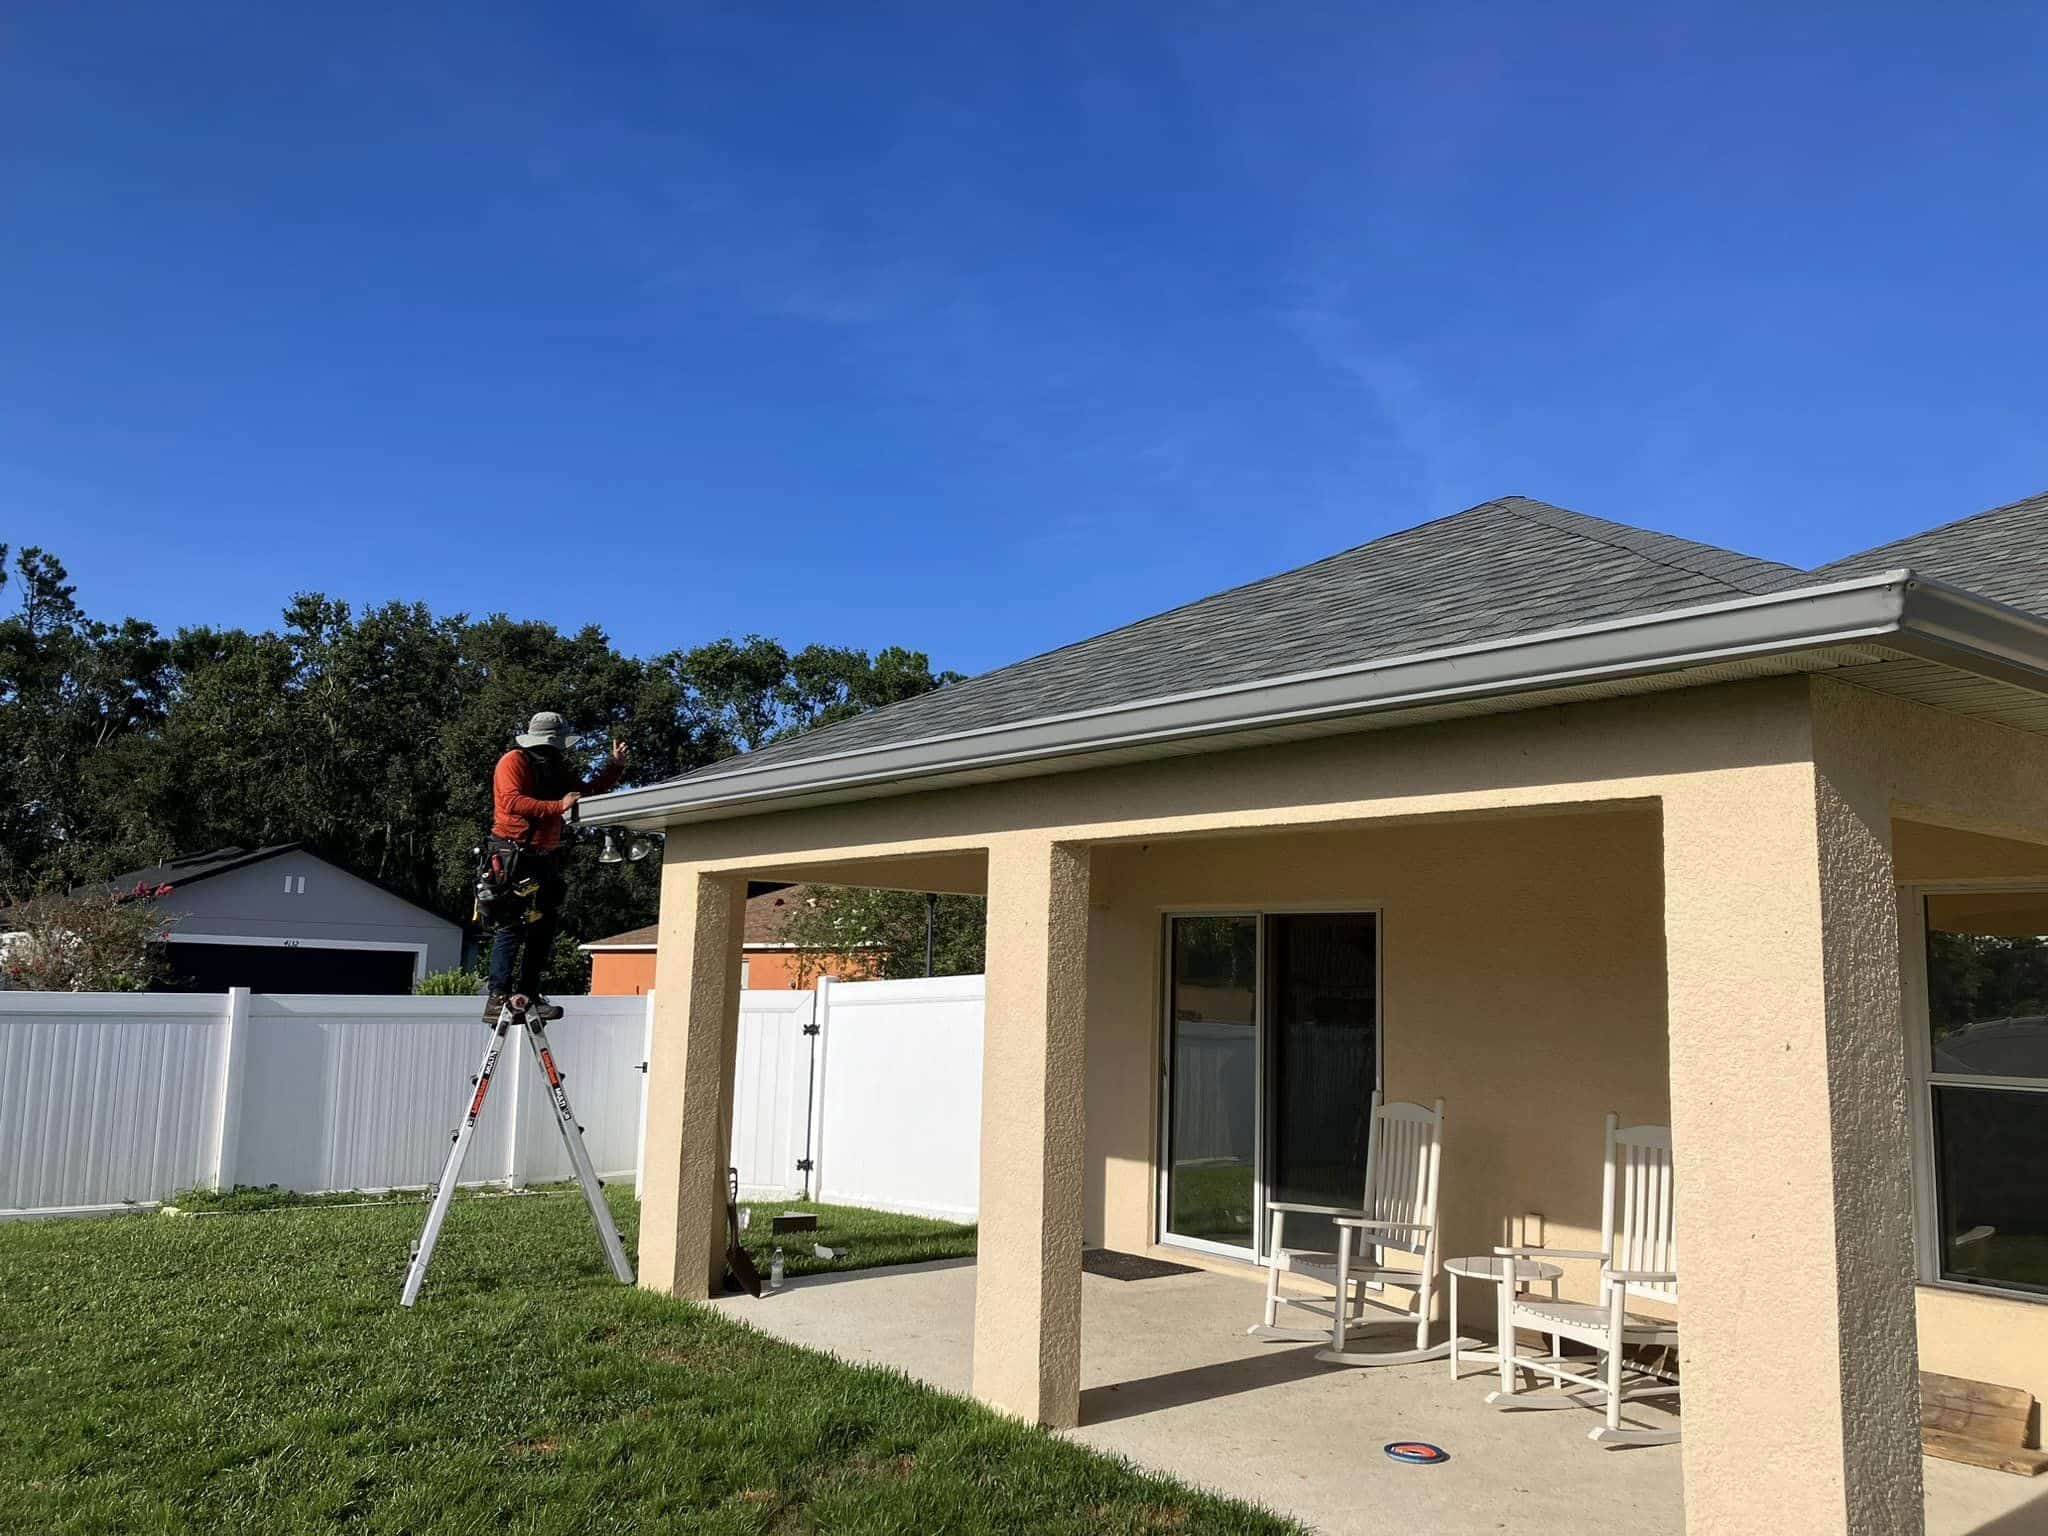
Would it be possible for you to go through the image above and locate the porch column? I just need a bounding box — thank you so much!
[1664,760,1920,1534]
[639,860,748,1298]
[972,836,1091,1427]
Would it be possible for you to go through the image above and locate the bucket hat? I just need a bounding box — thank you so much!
[515,711,577,750]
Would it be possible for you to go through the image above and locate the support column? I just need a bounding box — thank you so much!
[639,859,747,1298]
[1664,750,1920,1534]
[973,836,1091,1427]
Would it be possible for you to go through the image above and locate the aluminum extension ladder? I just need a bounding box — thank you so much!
[400,1002,635,1306]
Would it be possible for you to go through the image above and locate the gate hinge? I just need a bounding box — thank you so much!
[802,1023,820,1036]
[796,1158,814,1173]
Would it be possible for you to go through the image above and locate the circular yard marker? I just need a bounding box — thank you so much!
[1384,1441,1449,1465]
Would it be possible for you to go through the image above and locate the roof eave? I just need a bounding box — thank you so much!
[582,571,2048,830]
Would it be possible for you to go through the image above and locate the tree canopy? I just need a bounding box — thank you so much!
[0,546,962,988]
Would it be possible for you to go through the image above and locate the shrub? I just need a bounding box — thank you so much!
[414,965,486,997]
[3,884,179,991]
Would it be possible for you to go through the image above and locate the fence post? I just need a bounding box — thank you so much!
[500,1010,530,1190]
[635,989,656,1198]
[212,988,252,1192]
[803,976,833,1201]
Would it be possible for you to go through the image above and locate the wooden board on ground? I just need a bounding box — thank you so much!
[1921,1371,2048,1476]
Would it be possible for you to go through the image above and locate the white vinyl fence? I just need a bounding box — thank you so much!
[0,991,651,1218]
[2,975,987,1223]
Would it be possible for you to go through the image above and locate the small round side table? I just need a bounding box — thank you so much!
[1443,1254,1563,1380]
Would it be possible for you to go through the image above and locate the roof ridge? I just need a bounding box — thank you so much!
[1493,497,1795,595]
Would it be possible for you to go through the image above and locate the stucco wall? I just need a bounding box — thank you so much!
[1082,810,1670,1303]
[639,676,1935,1529]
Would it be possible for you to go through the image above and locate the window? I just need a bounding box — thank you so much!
[1919,890,2048,1296]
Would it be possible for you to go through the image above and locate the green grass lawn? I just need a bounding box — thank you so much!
[731,1198,976,1279]
[0,1190,1295,1535]
[165,1184,980,1282]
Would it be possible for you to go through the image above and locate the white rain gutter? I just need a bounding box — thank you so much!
[581,570,2048,829]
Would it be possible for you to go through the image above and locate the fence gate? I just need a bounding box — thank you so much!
[726,988,817,1200]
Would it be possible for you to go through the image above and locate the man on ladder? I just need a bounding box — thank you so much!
[400,712,634,1308]
[480,711,627,1023]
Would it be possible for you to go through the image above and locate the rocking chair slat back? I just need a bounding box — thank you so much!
[1601,1115,1677,1304]
[1362,1094,1446,1261]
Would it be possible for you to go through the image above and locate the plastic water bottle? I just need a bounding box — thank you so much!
[769,1246,785,1289]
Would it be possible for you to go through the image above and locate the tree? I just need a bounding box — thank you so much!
[780,886,987,984]
[0,544,963,995]
[0,547,175,891]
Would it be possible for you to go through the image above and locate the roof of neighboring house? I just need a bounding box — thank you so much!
[583,885,815,952]
[50,844,458,933]
[85,843,306,898]
[584,490,2048,827]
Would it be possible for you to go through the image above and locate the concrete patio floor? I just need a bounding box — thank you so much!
[709,1258,2048,1536]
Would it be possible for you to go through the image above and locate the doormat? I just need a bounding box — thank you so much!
[1082,1248,1201,1282]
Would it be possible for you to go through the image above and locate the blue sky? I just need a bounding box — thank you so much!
[4,2,2044,676]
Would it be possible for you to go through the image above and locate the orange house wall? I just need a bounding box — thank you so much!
[589,950,659,996]
[589,947,843,995]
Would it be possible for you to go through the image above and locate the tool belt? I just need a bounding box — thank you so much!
[473,836,554,927]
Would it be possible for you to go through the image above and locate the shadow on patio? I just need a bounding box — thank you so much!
[708,1257,2048,1536]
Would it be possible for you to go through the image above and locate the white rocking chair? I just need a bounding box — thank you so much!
[1485,1114,1680,1446]
[1248,1094,1458,1367]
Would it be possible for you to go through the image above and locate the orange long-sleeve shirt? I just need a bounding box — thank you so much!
[491,748,624,850]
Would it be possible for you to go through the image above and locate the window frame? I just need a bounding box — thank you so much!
[1901,879,2048,1303]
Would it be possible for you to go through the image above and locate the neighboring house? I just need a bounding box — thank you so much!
[593,491,2048,1533]
[581,884,869,993]
[92,844,462,993]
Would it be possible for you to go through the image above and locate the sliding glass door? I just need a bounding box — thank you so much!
[1263,913,1378,1257]
[1161,910,1379,1259]
[1163,915,1260,1251]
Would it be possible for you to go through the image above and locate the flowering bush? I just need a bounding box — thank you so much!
[3,884,180,992]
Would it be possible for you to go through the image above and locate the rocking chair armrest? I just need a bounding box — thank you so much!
[1332,1217,1433,1232]
[1607,1268,1679,1285]
[1492,1245,1610,1262]
[1265,1201,1367,1218]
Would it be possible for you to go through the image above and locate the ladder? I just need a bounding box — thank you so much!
[400,1002,636,1306]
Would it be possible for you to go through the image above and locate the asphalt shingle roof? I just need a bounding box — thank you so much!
[647,489,2048,792]
[1802,490,2048,612]
[711,497,1804,779]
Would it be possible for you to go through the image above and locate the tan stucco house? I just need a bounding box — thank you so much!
[587,492,2048,1534]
